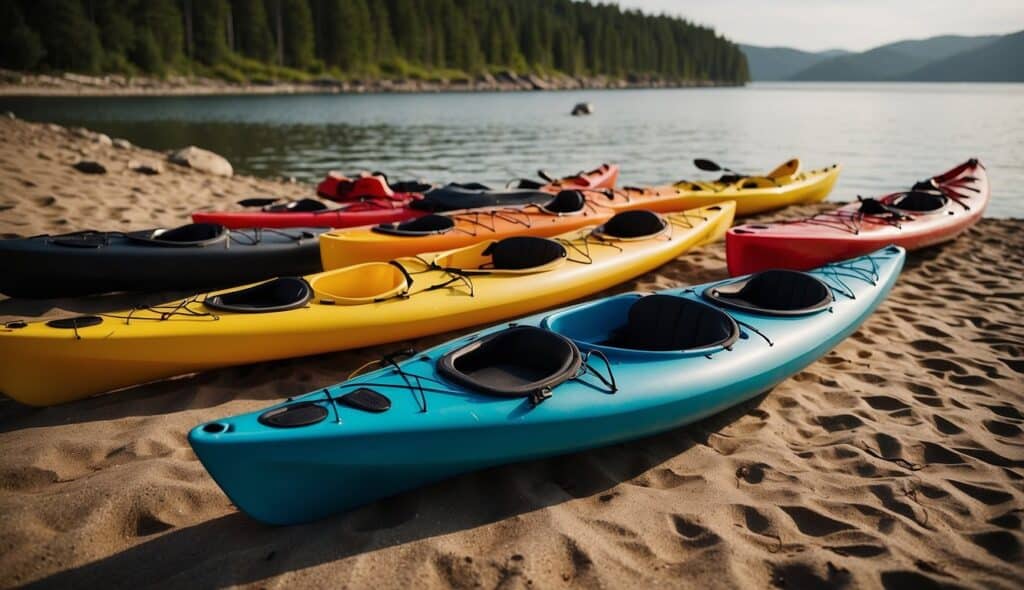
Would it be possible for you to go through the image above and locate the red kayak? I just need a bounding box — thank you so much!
[726,159,990,276]
[194,164,619,229]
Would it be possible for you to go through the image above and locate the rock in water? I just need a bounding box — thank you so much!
[168,146,233,177]
[72,160,107,174]
[572,102,594,116]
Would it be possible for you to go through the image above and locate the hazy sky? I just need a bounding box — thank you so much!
[611,0,1024,52]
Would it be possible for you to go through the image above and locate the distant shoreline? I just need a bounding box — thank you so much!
[0,70,743,98]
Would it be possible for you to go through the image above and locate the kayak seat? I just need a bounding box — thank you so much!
[484,237,566,270]
[605,295,738,351]
[888,191,947,212]
[704,270,833,316]
[597,210,667,239]
[414,185,552,213]
[858,198,892,215]
[438,326,582,398]
[389,180,434,193]
[204,277,312,313]
[541,190,586,214]
[264,198,329,213]
[508,178,544,189]
[126,223,228,247]
[373,215,455,236]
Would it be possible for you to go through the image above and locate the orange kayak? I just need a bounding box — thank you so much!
[320,185,709,269]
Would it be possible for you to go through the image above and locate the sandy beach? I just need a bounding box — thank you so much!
[0,116,1021,589]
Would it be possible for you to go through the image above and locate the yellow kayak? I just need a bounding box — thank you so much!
[0,203,735,406]
[319,159,838,269]
[664,159,840,216]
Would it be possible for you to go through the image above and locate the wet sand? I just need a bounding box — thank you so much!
[0,116,1021,589]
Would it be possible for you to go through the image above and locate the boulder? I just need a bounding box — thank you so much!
[524,74,550,90]
[168,146,233,177]
[112,138,132,149]
[71,127,112,146]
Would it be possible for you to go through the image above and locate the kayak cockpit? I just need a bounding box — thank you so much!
[594,210,669,240]
[543,294,739,355]
[704,270,833,316]
[308,262,411,304]
[538,190,587,215]
[432,236,567,273]
[124,223,229,246]
[204,277,312,313]
[263,198,329,213]
[884,191,947,213]
[373,214,455,237]
[438,326,582,400]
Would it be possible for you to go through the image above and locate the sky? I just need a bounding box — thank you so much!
[611,0,1024,52]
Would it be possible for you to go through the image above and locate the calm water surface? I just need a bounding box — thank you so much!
[2,83,1021,217]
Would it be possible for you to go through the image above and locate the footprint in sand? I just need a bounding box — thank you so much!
[779,505,855,536]
[864,396,911,412]
[970,530,1021,562]
[819,414,864,432]
[668,514,721,548]
[948,480,1014,505]
[932,415,963,435]
[983,420,1021,437]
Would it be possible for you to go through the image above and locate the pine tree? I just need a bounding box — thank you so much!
[0,3,45,70]
[233,0,275,61]
[279,0,315,69]
[192,0,229,65]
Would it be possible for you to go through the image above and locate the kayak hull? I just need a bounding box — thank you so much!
[0,203,733,406]
[669,163,841,216]
[190,246,904,525]
[0,227,326,298]
[726,160,988,276]
[192,201,423,230]
[192,164,619,230]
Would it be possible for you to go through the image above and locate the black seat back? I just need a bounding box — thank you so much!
[373,214,455,236]
[484,237,566,270]
[889,191,946,212]
[598,210,667,239]
[542,190,586,214]
[704,270,833,316]
[619,295,738,351]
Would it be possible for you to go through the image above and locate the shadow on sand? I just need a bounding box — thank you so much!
[22,393,768,588]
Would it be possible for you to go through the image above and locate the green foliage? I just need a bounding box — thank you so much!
[131,29,165,75]
[277,0,315,69]
[3,26,47,70]
[192,0,230,65]
[0,3,46,70]
[232,0,275,62]
[3,0,748,84]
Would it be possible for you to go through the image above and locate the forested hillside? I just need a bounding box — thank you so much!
[0,0,748,84]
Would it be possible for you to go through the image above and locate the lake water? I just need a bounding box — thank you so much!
[2,82,1021,217]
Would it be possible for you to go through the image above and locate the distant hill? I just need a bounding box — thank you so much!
[787,33,1013,81]
[790,46,931,81]
[903,30,1024,81]
[739,44,849,81]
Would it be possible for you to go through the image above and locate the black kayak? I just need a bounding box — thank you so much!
[411,183,555,213]
[0,223,326,299]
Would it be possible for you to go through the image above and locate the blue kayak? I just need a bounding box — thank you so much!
[190,246,905,525]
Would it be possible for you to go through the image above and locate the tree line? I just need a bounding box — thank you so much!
[0,0,749,83]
